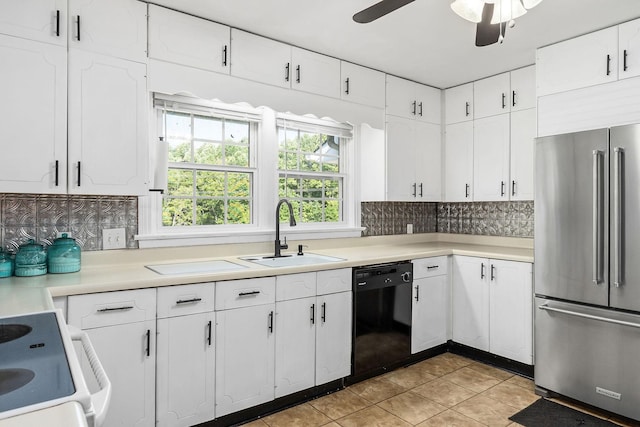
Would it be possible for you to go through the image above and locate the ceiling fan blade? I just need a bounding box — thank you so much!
[353,0,415,23]
[475,3,506,47]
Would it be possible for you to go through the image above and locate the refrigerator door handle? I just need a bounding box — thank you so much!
[613,147,624,288]
[538,303,640,329]
[592,150,604,285]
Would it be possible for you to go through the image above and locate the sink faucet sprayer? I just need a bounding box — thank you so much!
[275,199,296,257]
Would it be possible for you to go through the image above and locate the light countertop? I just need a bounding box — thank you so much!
[0,233,533,317]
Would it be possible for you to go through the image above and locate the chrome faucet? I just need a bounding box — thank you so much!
[275,199,296,257]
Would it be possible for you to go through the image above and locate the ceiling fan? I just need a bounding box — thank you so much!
[353,0,540,47]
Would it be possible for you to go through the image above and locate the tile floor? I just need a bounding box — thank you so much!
[239,353,639,427]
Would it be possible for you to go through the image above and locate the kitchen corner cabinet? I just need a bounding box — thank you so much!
[452,256,533,365]
[148,4,230,74]
[156,283,215,427]
[444,121,474,202]
[386,75,441,123]
[67,289,157,427]
[445,83,473,124]
[67,49,148,195]
[386,116,441,201]
[411,257,449,354]
[473,114,510,201]
[340,61,385,108]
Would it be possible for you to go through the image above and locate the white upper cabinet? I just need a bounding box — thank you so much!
[445,121,474,202]
[0,35,67,194]
[0,0,67,46]
[291,47,341,98]
[473,72,511,119]
[67,49,148,195]
[510,65,536,112]
[68,0,147,63]
[414,121,442,201]
[473,114,510,201]
[619,18,640,80]
[537,26,618,97]
[386,75,441,123]
[148,5,230,74]
[445,83,473,124]
[340,62,385,108]
[509,108,536,201]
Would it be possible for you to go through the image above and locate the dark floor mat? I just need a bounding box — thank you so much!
[509,399,620,427]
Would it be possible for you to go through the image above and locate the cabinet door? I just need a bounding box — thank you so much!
[445,83,473,124]
[68,0,147,63]
[473,114,510,201]
[340,62,385,108]
[412,275,449,353]
[536,26,618,97]
[386,116,415,201]
[78,321,156,427]
[0,0,67,46]
[414,121,442,201]
[386,75,419,119]
[510,108,536,201]
[452,256,489,351]
[619,18,640,80]
[148,5,230,74]
[473,72,511,119]
[445,122,474,202]
[316,292,352,384]
[415,84,442,124]
[215,304,275,417]
[489,260,533,365]
[230,29,291,89]
[275,297,316,398]
[0,36,67,194]
[67,49,148,195]
[510,65,536,112]
[157,312,215,427]
[291,47,340,98]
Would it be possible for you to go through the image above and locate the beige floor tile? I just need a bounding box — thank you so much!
[467,362,514,381]
[507,423,526,427]
[310,389,370,420]
[336,405,412,427]
[481,382,540,410]
[441,366,502,393]
[262,403,332,427]
[380,364,438,389]
[410,354,472,377]
[453,394,519,426]
[377,391,447,425]
[239,419,269,426]
[347,376,409,404]
[438,353,475,368]
[504,375,535,391]
[415,409,486,427]
[322,423,341,427]
[412,377,477,408]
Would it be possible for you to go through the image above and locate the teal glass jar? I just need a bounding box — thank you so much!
[47,233,81,274]
[0,249,14,278]
[15,240,47,277]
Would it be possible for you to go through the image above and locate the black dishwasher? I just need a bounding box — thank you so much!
[351,261,413,383]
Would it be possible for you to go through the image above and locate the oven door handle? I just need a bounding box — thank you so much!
[69,325,112,427]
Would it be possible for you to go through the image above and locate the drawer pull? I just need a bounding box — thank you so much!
[238,290,260,297]
[207,320,212,346]
[145,329,150,357]
[176,297,202,305]
[268,311,274,333]
[427,265,439,270]
[97,306,133,313]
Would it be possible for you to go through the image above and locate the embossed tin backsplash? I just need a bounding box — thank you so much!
[0,194,138,252]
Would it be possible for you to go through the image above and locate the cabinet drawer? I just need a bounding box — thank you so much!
[68,288,156,329]
[276,272,316,301]
[157,282,215,318]
[317,268,351,295]
[215,277,276,310]
[413,256,449,279]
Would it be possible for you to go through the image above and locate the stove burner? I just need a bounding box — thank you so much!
[0,369,35,397]
[0,324,32,344]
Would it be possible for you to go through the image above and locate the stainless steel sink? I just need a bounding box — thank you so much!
[239,253,343,268]
[146,260,248,275]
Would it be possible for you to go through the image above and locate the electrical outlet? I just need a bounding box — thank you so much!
[407,223,413,234]
[103,228,126,250]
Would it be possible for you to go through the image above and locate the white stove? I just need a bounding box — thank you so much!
[0,310,110,427]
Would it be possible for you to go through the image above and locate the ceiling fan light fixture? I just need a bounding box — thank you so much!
[521,0,543,9]
[489,0,527,24]
[451,0,484,23]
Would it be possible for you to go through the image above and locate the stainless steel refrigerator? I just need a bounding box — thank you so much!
[535,124,640,422]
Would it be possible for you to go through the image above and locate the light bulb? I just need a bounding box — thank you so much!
[490,0,527,24]
[450,0,484,23]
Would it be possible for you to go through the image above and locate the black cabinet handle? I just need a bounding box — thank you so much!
[411,101,417,115]
[145,329,150,357]
[296,65,301,83]
[310,304,315,324]
[512,180,516,196]
[606,54,611,76]
[238,290,260,297]
[501,92,506,109]
[465,101,470,117]
[345,77,350,94]
[490,264,496,281]
[222,45,228,66]
[77,161,81,187]
[268,311,274,333]
[55,10,60,37]
[176,297,202,305]
[624,49,628,72]
[500,180,505,197]
[465,183,470,198]
[512,90,516,107]
[207,320,212,346]
[285,63,290,82]
[76,15,80,41]
[97,306,134,312]
[415,285,420,302]
[321,302,326,323]
[427,265,439,270]
[418,102,423,117]
[55,160,59,186]
[419,183,423,197]
[412,183,417,197]
[480,263,485,279]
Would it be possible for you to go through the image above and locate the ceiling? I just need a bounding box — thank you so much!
[147,0,640,89]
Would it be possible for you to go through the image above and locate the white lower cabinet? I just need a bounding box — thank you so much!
[452,256,533,364]
[315,291,352,384]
